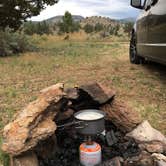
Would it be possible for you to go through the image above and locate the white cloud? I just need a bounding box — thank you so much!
[31,0,138,21]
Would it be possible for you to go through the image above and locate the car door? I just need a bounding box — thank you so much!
[146,0,166,63]
[136,0,150,56]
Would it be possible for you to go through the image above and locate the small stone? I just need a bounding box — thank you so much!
[139,141,166,153]
[124,151,154,166]
[106,130,118,146]
[152,153,166,162]
[65,88,79,100]
[156,160,166,166]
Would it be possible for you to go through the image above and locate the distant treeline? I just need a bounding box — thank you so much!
[0,11,134,57]
[24,21,50,35]
[23,11,134,36]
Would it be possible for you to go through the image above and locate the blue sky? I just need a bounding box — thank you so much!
[31,0,140,21]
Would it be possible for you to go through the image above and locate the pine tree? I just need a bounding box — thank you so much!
[58,11,80,34]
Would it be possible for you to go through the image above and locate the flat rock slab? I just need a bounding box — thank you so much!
[80,82,115,104]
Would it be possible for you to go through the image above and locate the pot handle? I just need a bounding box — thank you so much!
[57,120,88,129]
[75,121,88,129]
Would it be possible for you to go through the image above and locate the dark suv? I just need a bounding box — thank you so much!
[130,0,166,65]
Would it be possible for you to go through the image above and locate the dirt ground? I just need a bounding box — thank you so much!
[0,35,165,164]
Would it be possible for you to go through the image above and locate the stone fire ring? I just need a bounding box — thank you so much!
[1,83,166,166]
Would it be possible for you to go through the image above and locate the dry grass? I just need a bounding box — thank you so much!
[0,34,165,165]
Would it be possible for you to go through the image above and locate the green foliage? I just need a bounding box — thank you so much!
[84,24,94,33]
[124,22,134,36]
[24,22,35,35]
[24,21,51,35]
[0,0,58,30]
[58,11,80,33]
[0,138,10,166]
[114,24,120,36]
[0,29,35,56]
[109,24,120,36]
[0,151,9,166]
[100,31,110,38]
[94,23,104,32]
[84,23,119,35]
[71,22,81,32]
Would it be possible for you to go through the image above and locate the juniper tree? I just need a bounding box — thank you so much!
[0,0,58,31]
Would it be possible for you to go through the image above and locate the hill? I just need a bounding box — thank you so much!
[44,15,136,26]
[46,15,84,23]
[80,16,117,27]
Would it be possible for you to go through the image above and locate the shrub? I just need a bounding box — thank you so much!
[94,23,104,32]
[84,24,94,33]
[124,22,134,36]
[0,29,35,56]
[109,24,120,36]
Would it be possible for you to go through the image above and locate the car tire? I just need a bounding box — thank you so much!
[129,33,141,64]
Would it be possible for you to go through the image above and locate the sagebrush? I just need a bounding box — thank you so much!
[0,29,35,56]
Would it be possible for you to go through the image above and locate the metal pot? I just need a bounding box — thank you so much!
[74,109,106,136]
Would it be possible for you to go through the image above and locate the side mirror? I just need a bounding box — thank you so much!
[131,0,143,9]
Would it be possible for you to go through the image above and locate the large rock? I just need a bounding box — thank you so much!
[101,99,142,132]
[64,83,116,111]
[2,83,65,156]
[126,121,166,145]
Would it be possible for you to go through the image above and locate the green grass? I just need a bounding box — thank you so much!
[0,138,10,166]
[0,35,165,165]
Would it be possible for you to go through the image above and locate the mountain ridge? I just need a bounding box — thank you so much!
[44,15,136,24]
[46,15,84,23]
